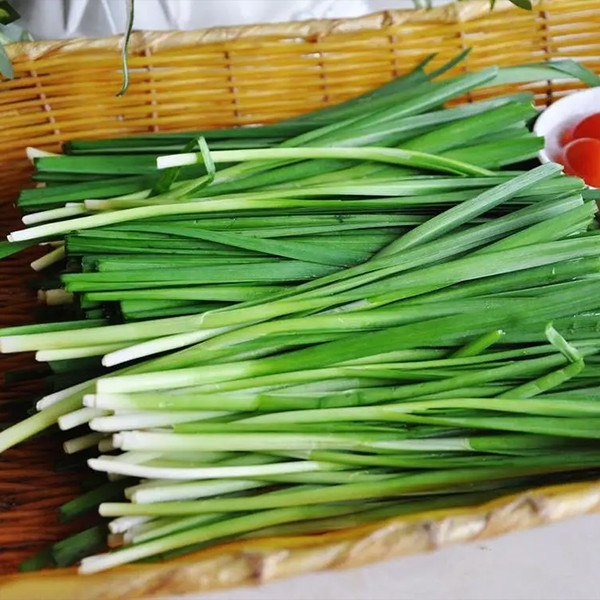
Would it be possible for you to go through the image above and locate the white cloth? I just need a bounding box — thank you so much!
[11,0,448,40]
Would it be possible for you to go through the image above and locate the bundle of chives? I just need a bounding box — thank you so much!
[3,53,600,574]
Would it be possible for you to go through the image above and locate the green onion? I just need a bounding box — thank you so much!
[4,55,600,574]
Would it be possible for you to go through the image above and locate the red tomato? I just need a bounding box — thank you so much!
[560,155,578,176]
[559,126,574,147]
[550,148,576,175]
[573,113,600,142]
[564,138,600,187]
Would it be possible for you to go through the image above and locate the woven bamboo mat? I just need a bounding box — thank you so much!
[1,0,600,596]
[0,165,87,574]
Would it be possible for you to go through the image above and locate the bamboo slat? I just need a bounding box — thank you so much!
[0,0,599,597]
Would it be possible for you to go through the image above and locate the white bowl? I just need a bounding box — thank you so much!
[534,87,600,165]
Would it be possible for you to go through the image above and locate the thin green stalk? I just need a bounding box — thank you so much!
[157,146,493,177]
[98,452,600,517]
[81,504,385,573]
[375,163,562,256]
[452,330,506,358]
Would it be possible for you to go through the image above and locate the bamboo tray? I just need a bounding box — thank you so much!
[1,0,600,597]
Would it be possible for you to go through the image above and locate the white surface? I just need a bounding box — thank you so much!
[534,87,600,165]
[172,514,600,600]
[11,0,450,39]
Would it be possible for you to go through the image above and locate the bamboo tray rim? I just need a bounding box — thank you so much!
[4,0,528,62]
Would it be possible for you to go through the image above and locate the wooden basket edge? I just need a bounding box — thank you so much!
[3,0,526,62]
